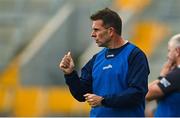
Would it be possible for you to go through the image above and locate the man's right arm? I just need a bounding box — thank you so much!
[146,79,164,101]
[59,53,96,102]
[65,70,92,102]
[146,60,176,101]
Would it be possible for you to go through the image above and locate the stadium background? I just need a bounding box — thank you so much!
[0,0,179,116]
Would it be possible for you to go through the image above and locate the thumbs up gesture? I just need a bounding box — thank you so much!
[59,51,75,74]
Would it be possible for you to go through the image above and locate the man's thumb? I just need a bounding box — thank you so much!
[67,51,73,61]
[67,51,71,56]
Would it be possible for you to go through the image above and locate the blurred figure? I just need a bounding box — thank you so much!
[146,34,180,116]
[59,8,149,117]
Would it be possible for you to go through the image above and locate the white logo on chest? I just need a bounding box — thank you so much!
[107,54,114,58]
[103,64,113,70]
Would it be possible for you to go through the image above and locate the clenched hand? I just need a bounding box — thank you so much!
[59,51,75,74]
[84,93,104,107]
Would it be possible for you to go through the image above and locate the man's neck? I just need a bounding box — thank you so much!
[108,36,128,49]
[176,58,180,67]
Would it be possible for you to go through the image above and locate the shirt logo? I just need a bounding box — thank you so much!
[106,54,114,58]
[103,64,112,70]
[160,77,171,88]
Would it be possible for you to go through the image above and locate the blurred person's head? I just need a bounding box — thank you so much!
[90,8,122,48]
[168,34,180,65]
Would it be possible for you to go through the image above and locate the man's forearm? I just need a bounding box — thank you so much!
[146,80,164,101]
[65,71,86,101]
[101,88,145,108]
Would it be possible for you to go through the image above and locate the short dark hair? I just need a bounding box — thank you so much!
[90,8,122,35]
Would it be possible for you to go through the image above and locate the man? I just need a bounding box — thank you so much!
[146,34,180,116]
[59,8,149,117]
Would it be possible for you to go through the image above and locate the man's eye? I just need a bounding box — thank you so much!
[93,29,99,32]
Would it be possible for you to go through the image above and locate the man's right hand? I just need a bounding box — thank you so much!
[160,59,175,76]
[59,51,75,74]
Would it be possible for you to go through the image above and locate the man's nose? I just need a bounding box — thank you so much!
[91,31,96,37]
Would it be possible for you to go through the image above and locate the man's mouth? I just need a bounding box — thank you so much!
[95,40,99,43]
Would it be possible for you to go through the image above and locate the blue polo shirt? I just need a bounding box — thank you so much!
[65,42,150,117]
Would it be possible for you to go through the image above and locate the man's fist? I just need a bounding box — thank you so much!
[59,52,75,74]
[84,93,104,107]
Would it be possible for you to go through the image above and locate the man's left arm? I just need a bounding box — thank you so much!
[102,61,149,108]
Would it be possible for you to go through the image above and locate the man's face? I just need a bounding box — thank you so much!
[91,20,111,47]
[167,41,178,63]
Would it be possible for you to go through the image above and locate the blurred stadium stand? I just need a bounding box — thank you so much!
[0,0,180,117]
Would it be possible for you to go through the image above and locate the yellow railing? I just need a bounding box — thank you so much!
[0,59,90,116]
[113,0,151,12]
[131,22,169,56]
